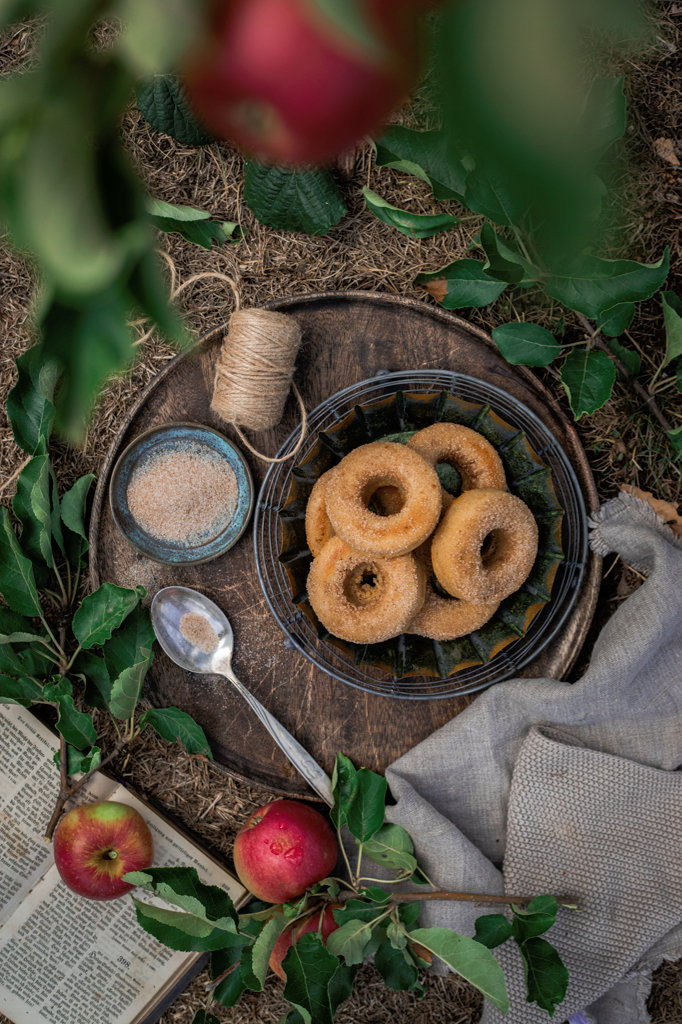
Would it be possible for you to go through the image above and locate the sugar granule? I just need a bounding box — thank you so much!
[179,612,220,654]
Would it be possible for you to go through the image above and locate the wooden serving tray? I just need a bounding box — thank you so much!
[90,292,601,797]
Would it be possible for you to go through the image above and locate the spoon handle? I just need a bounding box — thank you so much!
[221,669,334,806]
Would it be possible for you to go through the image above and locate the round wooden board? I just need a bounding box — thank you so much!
[90,292,601,797]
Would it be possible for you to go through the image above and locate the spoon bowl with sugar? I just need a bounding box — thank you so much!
[151,586,333,806]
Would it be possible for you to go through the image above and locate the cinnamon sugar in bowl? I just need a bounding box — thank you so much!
[110,423,253,564]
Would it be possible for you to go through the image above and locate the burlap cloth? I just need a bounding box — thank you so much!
[384,492,682,1023]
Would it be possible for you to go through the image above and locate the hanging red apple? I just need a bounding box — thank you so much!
[182,0,425,166]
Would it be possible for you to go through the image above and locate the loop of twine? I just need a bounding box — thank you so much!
[132,250,306,463]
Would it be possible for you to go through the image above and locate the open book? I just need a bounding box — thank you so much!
[0,705,248,1024]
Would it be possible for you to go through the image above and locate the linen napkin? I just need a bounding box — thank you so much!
[384,491,682,1023]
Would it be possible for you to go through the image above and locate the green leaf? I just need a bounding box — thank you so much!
[190,1011,221,1024]
[55,743,102,775]
[61,473,95,541]
[147,198,241,249]
[545,250,669,320]
[473,914,513,949]
[0,606,32,636]
[0,631,48,645]
[511,895,558,940]
[662,291,682,366]
[373,125,471,201]
[116,0,200,77]
[108,657,153,721]
[477,223,535,285]
[560,348,616,418]
[0,507,43,618]
[209,944,250,1007]
[373,939,423,993]
[667,425,682,454]
[0,675,44,706]
[363,188,458,239]
[248,912,288,989]
[326,918,376,965]
[464,167,526,227]
[582,76,626,158]
[597,302,635,338]
[362,823,417,874]
[243,163,347,236]
[415,259,507,309]
[139,706,213,758]
[516,936,569,1015]
[131,900,238,952]
[604,336,641,376]
[54,693,98,750]
[6,345,58,454]
[344,767,387,843]
[42,677,73,702]
[491,322,561,368]
[408,928,509,1013]
[102,603,155,678]
[127,866,239,924]
[137,74,216,145]
[73,651,111,710]
[72,583,143,649]
[397,902,421,929]
[333,896,390,926]
[282,933,357,1024]
[12,455,55,569]
[331,752,357,829]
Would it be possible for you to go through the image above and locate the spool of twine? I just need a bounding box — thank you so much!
[211,305,306,463]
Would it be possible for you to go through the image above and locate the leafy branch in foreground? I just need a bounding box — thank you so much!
[129,752,573,1022]
[0,349,212,837]
[365,77,681,452]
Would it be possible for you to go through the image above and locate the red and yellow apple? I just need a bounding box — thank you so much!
[53,800,154,901]
[233,799,337,903]
[182,0,424,166]
[269,903,340,979]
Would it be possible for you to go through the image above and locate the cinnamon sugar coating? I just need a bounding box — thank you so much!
[307,536,426,644]
[305,468,336,556]
[407,422,506,509]
[431,488,538,604]
[325,441,442,557]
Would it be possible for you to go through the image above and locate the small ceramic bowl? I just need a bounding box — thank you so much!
[110,422,254,564]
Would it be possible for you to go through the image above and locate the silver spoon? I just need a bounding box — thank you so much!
[150,585,333,806]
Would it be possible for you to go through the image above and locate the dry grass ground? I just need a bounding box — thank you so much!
[1,4,681,1023]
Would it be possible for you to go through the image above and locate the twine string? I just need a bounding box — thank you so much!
[132,251,305,463]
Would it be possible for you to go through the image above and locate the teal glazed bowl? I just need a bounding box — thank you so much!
[110,422,254,564]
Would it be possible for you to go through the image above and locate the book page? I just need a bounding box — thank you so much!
[0,706,248,1024]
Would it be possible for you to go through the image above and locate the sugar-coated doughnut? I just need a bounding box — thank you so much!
[407,422,506,508]
[307,536,426,644]
[431,488,538,603]
[305,469,336,557]
[407,582,499,641]
[325,441,442,557]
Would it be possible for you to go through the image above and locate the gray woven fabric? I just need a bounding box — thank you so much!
[384,492,682,1022]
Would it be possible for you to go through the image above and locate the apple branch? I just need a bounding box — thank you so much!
[44,739,130,840]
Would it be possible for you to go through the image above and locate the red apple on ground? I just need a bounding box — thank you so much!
[53,800,154,901]
[233,799,337,903]
[182,0,423,166]
[269,903,340,979]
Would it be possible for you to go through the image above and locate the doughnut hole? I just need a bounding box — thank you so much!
[345,562,382,606]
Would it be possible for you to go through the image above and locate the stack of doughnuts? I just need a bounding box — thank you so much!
[305,425,539,645]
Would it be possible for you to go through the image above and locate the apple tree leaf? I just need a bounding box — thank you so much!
[545,250,669,319]
[102,604,155,678]
[516,936,569,1015]
[60,472,96,567]
[344,767,387,843]
[511,895,558,940]
[582,76,626,158]
[190,1011,221,1024]
[560,349,616,418]
[596,301,635,338]
[330,752,357,828]
[281,932,357,1024]
[72,583,144,649]
[54,743,102,775]
[477,223,536,286]
[662,291,682,366]
[604,336,641,376]
[108,658,153,721]
[363,188,459,239]
[146,198,241,249]
[0,675,44,706]
[6,344,58,455]
[139,706,213,758]
[473,913,513,949]
[463,167,525,228]
[240,912,287,991]
[12,454,55,571]
[491,322,561,367]
[415,260,507,310]
[0,507,43,618]
[408,928,509,1013]
[126,866,239,926]
[326,918,376,965]
[361,823,417,874]
[373,939,423,994]
[209,943,251,1007]
[243,163,347,236]
[53,693,98,750]
[373,125,470,201]
[72,651,112,710]
[137,74,215,146]
[131,900,239,952]
[332,895,390,927]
